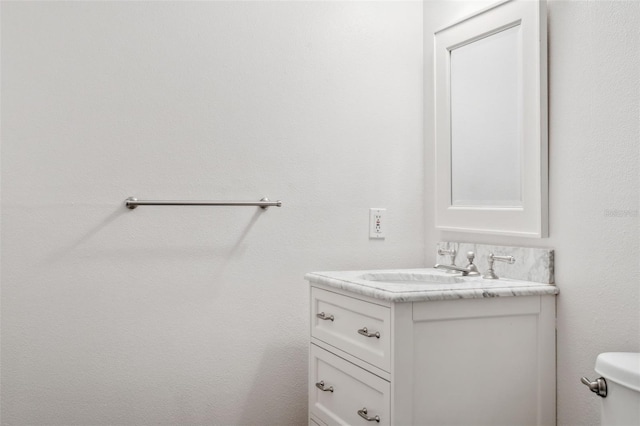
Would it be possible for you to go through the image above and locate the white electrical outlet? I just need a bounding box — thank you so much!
[369,208,386,239]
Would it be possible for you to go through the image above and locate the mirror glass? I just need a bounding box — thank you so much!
[450,25,522,207]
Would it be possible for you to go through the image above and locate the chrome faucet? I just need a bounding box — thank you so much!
[434,263,474,276]
[462,251,481,276]
[435,251,481,276]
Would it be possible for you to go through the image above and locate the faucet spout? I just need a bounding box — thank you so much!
[434,263,472,276]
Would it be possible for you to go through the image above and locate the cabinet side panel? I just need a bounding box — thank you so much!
[538,296,556,426]
[413,312,539,425]
[413,296,540,321]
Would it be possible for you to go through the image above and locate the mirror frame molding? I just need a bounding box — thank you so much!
[434,0,548,238]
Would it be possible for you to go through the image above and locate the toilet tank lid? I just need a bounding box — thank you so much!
[595,352,640,392]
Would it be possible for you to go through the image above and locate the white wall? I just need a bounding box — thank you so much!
[0,2,424,424]
[425,1,640,425]
[4,1,637,425]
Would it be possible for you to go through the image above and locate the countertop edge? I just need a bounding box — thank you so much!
[305,270,559,303]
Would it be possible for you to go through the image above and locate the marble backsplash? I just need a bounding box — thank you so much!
[436,242,554,284]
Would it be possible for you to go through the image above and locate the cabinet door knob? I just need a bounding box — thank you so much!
[358,327,380,338]
[316,312,334,321]
[357,407,380,422]
[315,380,334,392]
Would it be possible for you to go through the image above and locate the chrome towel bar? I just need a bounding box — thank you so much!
[125,197,282,210]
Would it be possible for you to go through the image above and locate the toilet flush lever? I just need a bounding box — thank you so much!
[581,376,607,397]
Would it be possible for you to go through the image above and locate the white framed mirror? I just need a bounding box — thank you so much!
[434,0,548,237]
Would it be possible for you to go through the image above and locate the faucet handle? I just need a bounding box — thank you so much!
[437,248,457,273]
[482,253,516,280]
[437,247,456,258]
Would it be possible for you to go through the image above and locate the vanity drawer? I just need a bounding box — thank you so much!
[311,287,391,372]
[310,344,390,426]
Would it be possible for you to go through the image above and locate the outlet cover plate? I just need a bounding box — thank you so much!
[369,208,386,239]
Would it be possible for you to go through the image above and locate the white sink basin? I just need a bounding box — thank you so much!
[360,272,465,285]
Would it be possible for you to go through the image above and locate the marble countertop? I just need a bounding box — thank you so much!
[304,268,559,302]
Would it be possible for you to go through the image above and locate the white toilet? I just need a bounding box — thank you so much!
[582,352,640,425]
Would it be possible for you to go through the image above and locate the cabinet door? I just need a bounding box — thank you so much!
[311,287,391,372]
[310,345,390,426]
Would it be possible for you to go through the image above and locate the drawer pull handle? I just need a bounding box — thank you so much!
[315,381,334,392]
[358,327,380,338]
[316,312,334,321]
[357,407,380,422]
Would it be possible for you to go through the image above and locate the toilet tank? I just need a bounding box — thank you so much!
[595,352,640,426]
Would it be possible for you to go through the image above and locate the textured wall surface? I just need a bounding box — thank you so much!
[425,1,640,425]
[3,1,638,425]
[1,2,424,424]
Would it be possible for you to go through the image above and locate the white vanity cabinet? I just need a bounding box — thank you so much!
[308,282,556,426]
